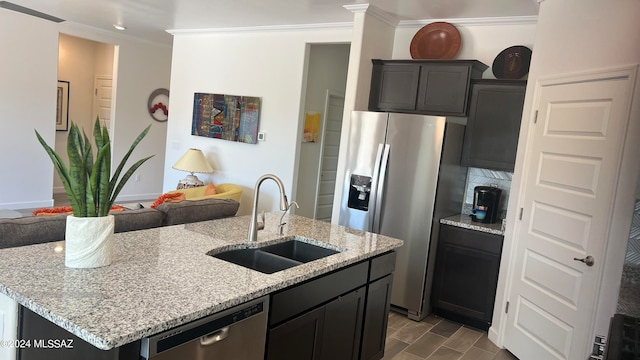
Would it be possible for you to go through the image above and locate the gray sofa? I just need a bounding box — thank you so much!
[0,198,240,249]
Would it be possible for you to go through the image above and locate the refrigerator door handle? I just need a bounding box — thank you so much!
[368,143,384,232]
[373,144,390,233]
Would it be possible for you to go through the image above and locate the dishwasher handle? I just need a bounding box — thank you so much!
[200,327,230,346]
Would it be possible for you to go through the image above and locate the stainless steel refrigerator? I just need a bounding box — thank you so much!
[338,110,467,320]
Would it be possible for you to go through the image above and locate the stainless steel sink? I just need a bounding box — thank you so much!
[209,238,341,274]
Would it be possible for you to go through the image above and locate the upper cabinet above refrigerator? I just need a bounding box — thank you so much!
[368,59,487,116]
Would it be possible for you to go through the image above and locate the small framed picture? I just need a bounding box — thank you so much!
[56,80,69,131]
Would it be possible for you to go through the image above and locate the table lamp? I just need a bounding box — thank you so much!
[172,148,214,189]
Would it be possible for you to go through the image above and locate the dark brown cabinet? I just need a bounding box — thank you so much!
[431,224,503,330]
[360,275,393,360]
[268,287,366,360]
[266,252,396,360]
[368,59,487,116]
[20,253,395,360]
[321,289,366,360]
[461,79,526,172]
[267,305,326,360]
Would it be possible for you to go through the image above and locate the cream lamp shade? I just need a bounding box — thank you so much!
[172,148,214,189]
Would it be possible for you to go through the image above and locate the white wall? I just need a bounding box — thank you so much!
[165,28,352,215]
[491,0,640,347]
[393,19,537,78]
[0,9,59,209]
[331,7,398,223]
[295,44,350,218]
[0,9,172,209]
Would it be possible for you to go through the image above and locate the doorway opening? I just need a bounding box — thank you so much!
[293,43,350,221]
[53,34,116,201]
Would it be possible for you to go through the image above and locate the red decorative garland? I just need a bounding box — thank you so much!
[150,102,168,116]
[32,205,125,216]
[150,192,184,209]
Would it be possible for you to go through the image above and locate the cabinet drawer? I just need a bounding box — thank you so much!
[270,261,368,326]
[369,251,396,281]
[439,224,503,254]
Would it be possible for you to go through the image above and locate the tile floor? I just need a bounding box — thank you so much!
[383,311,519,360]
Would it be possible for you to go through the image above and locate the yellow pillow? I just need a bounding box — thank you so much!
[204,182,218,195]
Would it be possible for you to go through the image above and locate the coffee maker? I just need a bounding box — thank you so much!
[471,186,502,223]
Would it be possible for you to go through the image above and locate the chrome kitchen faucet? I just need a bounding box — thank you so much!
[248,174,289,242]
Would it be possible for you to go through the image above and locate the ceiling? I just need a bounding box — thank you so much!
[4,0,539,45]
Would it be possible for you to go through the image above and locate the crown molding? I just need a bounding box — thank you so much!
[343,4,399,27]
[167,14,538,36]
[342,3,369,13]
[397,15,538,28]
[60,21,172,48]
[167,21,353,35]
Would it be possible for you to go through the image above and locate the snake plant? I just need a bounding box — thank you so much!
[35,117,153,217]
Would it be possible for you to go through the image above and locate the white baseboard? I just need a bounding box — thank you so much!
[488,326,502,348]
[115,193,161,202]
[0,199,53,210]
[0,194,159,210]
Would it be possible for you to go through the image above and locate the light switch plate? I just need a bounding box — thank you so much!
[258,132,266,141]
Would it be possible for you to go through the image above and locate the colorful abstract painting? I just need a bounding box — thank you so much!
[191,93,261,144]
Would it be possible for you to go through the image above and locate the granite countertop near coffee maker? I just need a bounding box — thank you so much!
[440,213,505,235]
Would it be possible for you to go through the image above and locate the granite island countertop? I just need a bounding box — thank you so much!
[440,213,505,235]
[0,213,403,350]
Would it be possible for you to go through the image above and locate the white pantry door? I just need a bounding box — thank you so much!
[314,91,344,222]
[93,75,113,132]
[504,70,635,360]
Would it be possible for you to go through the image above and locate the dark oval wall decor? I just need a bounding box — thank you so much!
[492,46,532,79]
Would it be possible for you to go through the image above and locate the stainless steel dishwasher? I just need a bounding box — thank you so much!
[140,296,269,360]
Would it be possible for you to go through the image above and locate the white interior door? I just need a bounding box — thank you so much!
[314,91,344,222]
[504,71,634,359]
[93,75,112,132]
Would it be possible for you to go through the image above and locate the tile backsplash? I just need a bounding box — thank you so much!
[627,200,640,266]
[462,167,513,217]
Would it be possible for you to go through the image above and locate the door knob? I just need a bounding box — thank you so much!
[573,255,594,267]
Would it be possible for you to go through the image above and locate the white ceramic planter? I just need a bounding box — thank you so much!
[65,215,114,268]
